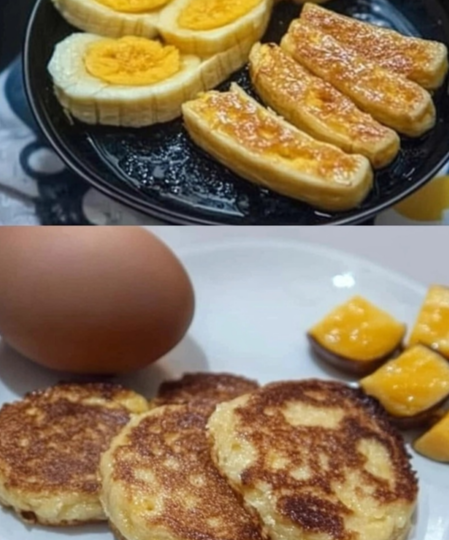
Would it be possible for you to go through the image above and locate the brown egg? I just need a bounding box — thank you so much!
[0,227,195,374]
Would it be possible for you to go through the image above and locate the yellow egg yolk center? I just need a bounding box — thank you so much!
[93,0,169,14]
[84,37,181,86]
[178,0,262,31]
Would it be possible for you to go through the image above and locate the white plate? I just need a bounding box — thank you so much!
[0,236,447,540]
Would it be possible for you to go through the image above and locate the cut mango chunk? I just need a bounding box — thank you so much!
[360,345,449,418]
[308,296,405,363]
[414,411,449,462]
[409,285,449,358]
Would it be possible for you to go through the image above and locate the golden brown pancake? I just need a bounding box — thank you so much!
[153,372,259,414]
[0,382,148,526]
[100,403,266,540]
[208,379,418,540]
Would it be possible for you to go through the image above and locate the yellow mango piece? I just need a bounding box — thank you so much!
[360,345,449,417]
[308,295,405,362]
[395,176,449,222]
[409,285,449,358]
[84,37,180,86]
[178,0,262,31]
[414,411,449,462]
[93,0,169,14]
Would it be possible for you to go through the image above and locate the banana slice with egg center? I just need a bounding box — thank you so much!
[51,0,164,38]
[48,33,255,127]
[157,0,273,55]
[95,0,168,13]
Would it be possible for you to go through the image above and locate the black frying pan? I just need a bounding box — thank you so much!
[24,0,449,224]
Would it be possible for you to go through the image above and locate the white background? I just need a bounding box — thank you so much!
[149,226,449,287]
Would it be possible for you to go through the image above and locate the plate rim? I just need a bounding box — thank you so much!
[172,235,427,293]
[23,0,449,225]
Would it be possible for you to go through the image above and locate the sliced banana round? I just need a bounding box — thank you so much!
[48,33,253,127]
[50,0,167,38]
[157,0,274,55]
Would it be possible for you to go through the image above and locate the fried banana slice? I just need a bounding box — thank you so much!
[249,43,400,168]
[182,83,373,211]
[281,20,436,137]
[301,3,448,90]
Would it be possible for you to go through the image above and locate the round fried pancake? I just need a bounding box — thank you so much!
[153,372,259,415]
[207,379,418,540]
[100,403,265,540]
[0,382,148,526]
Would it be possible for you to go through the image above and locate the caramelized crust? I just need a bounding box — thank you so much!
[301,3,449,90]
[183,84,373,211]
[154,372,259,415]
[281,20,436,137]
[188,90,357,175]
[100,404,266,540]
[249,43,400,168]
[0,383,148,526]
[208,380,418,540]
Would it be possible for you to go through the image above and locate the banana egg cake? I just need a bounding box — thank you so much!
[153,372,260,414]
[207,380,418,540]
[100,403,266,540]
[0,382,148,526]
